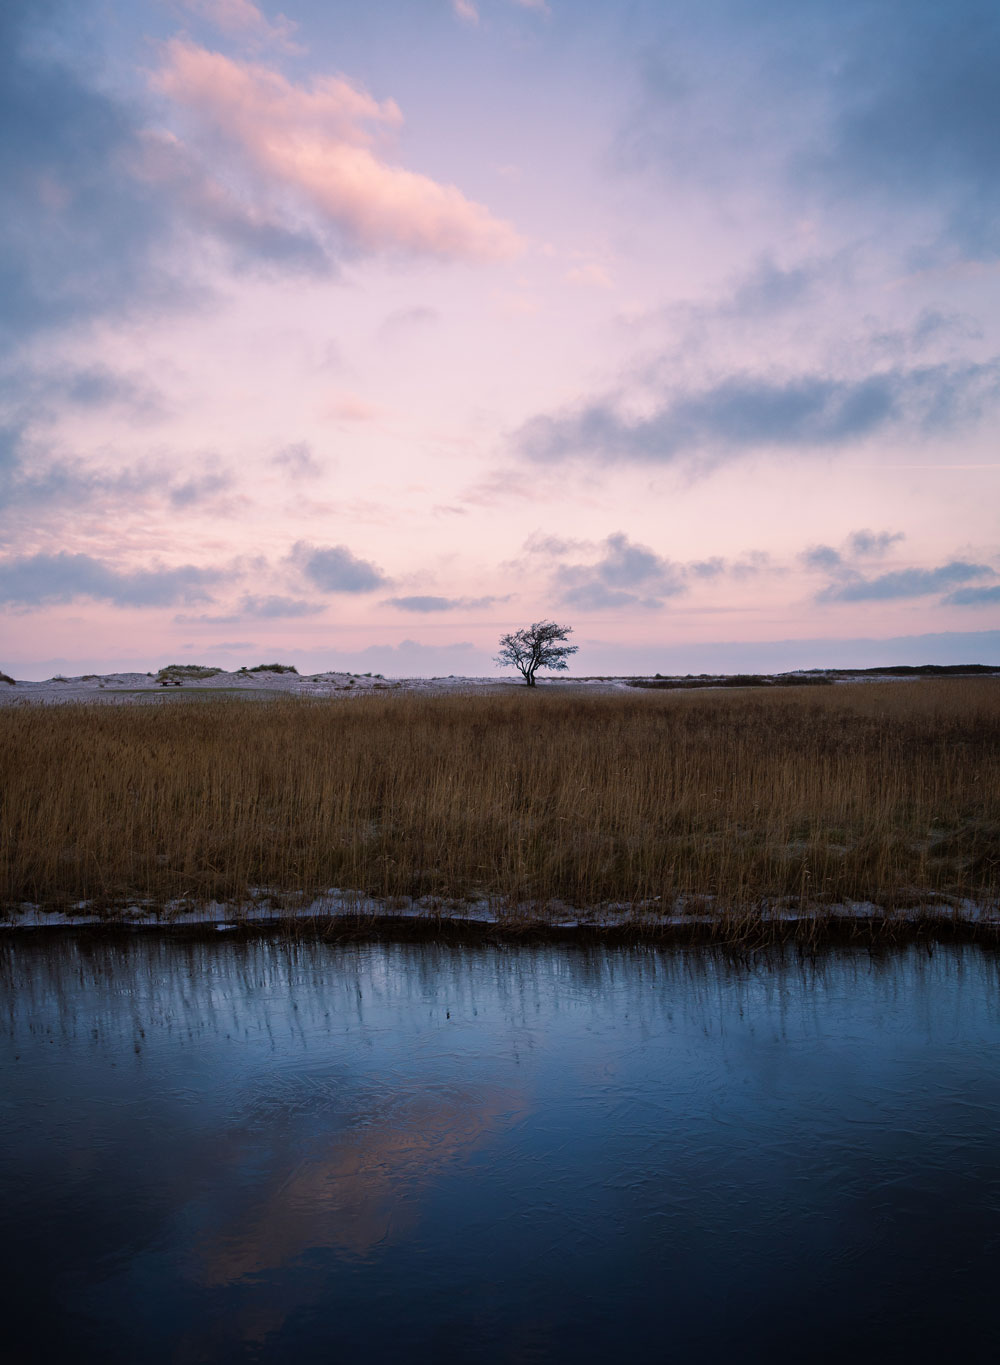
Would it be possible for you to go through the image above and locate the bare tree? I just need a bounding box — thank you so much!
[494,620,578,687]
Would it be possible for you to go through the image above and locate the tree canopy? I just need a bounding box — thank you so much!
[495,620,578,686]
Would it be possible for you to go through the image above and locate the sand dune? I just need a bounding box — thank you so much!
[0,667,618,705]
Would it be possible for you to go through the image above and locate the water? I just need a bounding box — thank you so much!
[3,936,999,1363]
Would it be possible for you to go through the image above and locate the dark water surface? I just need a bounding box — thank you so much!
[3,936,1000,1363]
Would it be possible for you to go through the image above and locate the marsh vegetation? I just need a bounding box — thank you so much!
[2,679,998,923]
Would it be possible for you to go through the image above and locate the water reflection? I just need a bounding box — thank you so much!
[3,937,1000,1362]
[201,1084,526,1275]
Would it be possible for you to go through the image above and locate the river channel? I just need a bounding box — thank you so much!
[3,935,999,1362]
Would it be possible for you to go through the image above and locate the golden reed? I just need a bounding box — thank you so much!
[1,679,997,918]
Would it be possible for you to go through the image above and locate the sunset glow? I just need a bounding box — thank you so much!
[3,0,998,677]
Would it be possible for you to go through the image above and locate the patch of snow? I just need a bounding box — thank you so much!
[3,890,997,933]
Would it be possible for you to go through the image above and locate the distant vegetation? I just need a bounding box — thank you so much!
[627,665,997,690]
[156,665,222,680]
[830,664,998,677]
[0,670,14,686]
[239,663,299,674]
[628,674,834,690]
[2,680,998,929]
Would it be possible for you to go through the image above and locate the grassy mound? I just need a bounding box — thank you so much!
[156,665,223,681]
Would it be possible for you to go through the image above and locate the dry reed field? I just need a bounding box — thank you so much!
[2,679,998,923]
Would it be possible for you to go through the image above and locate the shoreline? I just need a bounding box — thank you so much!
[5,892,999,946]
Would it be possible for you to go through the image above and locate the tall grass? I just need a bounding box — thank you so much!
[1,680,998,917]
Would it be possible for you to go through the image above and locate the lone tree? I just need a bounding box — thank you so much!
[495,620,578,687]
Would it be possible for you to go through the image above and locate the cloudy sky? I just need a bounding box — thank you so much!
[3,0,999,677]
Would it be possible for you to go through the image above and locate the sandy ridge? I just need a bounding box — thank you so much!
[0,668,628,705]
[2,667,995,705]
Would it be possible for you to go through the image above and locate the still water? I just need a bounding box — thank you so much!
[2,936,999,1363]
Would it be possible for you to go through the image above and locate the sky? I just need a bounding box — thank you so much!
[2,0,999,679]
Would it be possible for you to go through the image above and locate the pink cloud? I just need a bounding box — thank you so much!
[152,41,522,262]
[134,127,327,267]
[323,392,380,423]
[565,263,613,288]
[179,0,303,53]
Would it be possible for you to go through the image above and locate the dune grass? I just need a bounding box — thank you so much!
[1,679,998,922]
